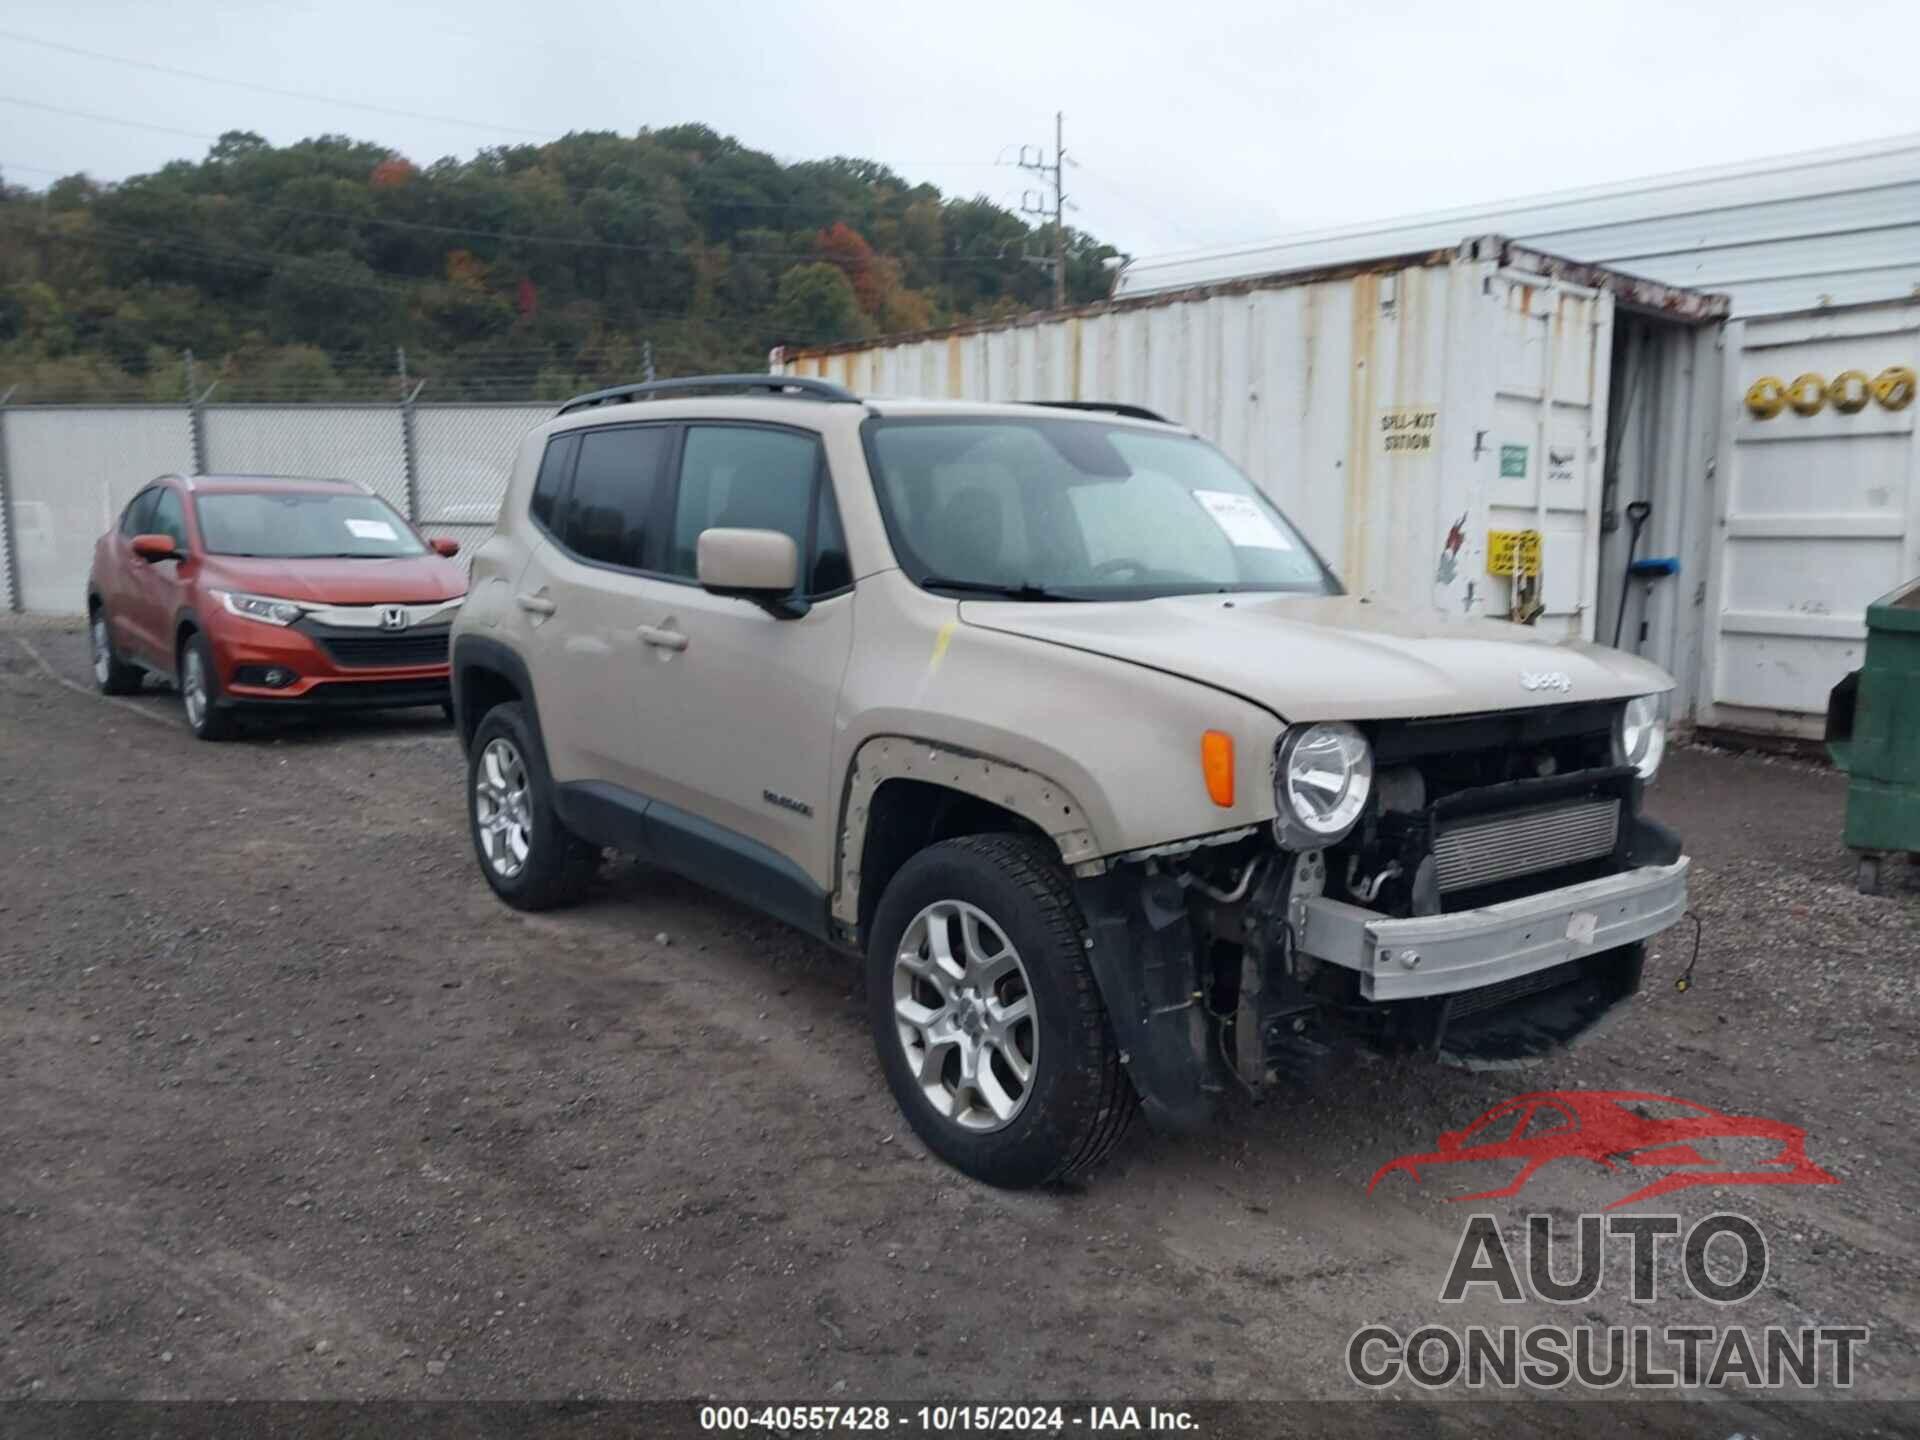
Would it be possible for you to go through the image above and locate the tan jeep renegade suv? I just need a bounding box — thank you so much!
[451,374,1688,1188]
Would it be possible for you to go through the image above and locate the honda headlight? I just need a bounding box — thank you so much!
[218,590,306,627]
[1617,693,1668,780]
[1273,722,1373,848]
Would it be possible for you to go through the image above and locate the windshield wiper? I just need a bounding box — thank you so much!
[918,576,1081,602]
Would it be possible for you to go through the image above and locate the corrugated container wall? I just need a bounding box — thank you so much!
[779,242,1719,673]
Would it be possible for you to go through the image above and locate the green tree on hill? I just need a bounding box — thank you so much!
[0,125,1119,400]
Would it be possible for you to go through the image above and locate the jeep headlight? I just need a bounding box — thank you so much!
[217,590,306,627]
[1617,693,1668,780]
[1273,722,1373,848]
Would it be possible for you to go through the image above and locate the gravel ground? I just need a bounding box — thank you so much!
[1,615,1915,1434]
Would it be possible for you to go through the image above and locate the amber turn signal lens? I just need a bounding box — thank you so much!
[1201,730,1235,808]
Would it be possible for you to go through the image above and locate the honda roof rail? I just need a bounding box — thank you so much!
[1029,400,1173,424]
[557,374,859,415]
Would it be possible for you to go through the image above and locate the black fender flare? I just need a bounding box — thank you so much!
[451,634,542,759]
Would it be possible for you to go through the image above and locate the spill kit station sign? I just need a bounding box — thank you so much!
[1379,406,1438,455]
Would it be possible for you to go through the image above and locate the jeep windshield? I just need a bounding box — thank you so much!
[862,416,1339,601]
[195,492,428,559]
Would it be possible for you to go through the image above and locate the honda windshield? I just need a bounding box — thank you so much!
[861,416,1338,601]
[195,492,428,559]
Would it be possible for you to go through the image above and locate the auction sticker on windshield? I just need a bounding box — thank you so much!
[1191,489,1293,549]
[345,518,398,541]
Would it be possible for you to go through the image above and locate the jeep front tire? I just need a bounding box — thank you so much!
[866,834,1136,1187]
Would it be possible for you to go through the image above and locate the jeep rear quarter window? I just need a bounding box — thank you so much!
[529,433,579,534]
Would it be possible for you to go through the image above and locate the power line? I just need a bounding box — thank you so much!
[0,28,553,140]
[0,95,221,143]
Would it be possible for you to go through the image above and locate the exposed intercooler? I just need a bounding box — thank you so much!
[1432,798,1622,895]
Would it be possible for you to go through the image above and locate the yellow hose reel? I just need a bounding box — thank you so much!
[1873,365,1915,412]
[1746,366,1914,417]
[1744,376,1785,418]
[1786,373,1827,416]
[1827,370,1871,413]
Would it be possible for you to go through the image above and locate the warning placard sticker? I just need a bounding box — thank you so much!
[1488,529,1541,578]
[1378,406,1437,456]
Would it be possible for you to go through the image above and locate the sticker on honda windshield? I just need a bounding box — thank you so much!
[344,518,398,541]
[1191,489,1293,550]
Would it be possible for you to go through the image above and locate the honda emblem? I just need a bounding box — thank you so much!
[379,606,409,632]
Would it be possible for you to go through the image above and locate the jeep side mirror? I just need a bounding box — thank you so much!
[697,528,803,616]
[131,533,178,562]
[431,537,461,558]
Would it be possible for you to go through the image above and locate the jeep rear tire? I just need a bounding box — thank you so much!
[867,834,1136,1187]
[468,701,597,911]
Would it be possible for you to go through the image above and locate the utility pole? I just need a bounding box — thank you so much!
[1016,111,1071,308]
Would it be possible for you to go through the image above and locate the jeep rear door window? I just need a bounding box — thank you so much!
[560,425,674,571]
[668,425,823,585]
[863,417,1337,600]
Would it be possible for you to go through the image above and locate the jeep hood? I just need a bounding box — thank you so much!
[959,593,1673,722]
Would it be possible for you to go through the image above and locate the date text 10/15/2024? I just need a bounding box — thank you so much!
[700,1405,1199,1432]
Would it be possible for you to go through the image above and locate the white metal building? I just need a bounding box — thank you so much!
[1113,131,1920,318]
[774,134,1920,740]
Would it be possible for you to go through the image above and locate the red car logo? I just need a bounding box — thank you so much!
[1368,1090,1838,1210]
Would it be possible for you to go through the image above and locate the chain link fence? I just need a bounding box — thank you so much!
[0,395,555,613]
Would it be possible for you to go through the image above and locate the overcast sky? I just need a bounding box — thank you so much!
[4,0,1918,262]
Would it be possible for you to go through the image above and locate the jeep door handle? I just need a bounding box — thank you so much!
[515,592,556,616]
[638,624,688,652]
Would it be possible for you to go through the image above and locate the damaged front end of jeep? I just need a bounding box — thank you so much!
[1074,698,1689,1133]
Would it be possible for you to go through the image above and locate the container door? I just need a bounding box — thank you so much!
[1478,270,1615,641]
[1698,303,1920,738]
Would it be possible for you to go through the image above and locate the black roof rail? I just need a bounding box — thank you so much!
[1030,400,1173,424]
[557,373,859,416]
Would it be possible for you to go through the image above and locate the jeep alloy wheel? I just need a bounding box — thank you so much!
[867,835,1136,1187]
[891,899,1037,1132]
[473,736,533,880]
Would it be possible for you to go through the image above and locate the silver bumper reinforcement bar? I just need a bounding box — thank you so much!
[1297,858,1690,1001]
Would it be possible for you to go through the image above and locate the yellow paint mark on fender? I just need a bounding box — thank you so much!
[928,621,956,673]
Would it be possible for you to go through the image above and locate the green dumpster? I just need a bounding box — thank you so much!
[1826,575,1920,895]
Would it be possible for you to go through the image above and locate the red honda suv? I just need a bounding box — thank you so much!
[86,473,469,739]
